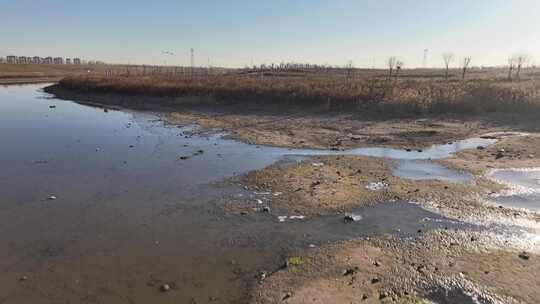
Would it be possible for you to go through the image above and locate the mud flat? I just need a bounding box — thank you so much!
[251,229,540,304]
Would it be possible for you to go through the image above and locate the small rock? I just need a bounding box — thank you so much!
[19,276,28,282]
[262,206,271,213]
[47,195,57,200]
[344,213,362,223]
[343,266,359,276]
[371,277,380,284]
[160,284,171,292]
[373,260,381,267]
[518,251,530,260]
[49,105,56,109]
[477,146,485,150]
[257,271,267,283]
[282,292,292,301]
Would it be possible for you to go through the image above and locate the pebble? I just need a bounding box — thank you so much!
[257,271,267,283]
[282,292,292,301]
[518,251,530,260]
[47,195,57,200]
[343,266,359,276]
[160,284,171,292]
[344,213,362,223]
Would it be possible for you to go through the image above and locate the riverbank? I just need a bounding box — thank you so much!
[45,83,522,150]
[0,76,62,85]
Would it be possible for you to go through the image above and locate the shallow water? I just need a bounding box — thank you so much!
[393,160,472,183]
[0,84,500,303]
[487,168,540,212]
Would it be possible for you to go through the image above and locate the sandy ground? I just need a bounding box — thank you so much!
[235,156,488,216]
[166,112,499,150]
[440,134,540,175]
[251,230,539,304]
[232,154,539,227]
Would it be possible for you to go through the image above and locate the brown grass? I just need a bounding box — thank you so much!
[56,69,540,116]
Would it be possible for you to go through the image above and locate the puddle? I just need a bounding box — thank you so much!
[426,288,480,304]
[393,160,472,183]
[486,168,540,212]
[0,84,516,303]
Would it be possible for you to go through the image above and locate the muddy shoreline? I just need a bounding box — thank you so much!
[45,84,512,150]
[0,77,62,85]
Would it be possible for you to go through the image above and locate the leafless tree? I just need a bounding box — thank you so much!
[462,57,472,80]
[387,57,396,80]
[442,53,454,80]
[515,54,530,80]
[508,57,516,80]
[395,60,404,79]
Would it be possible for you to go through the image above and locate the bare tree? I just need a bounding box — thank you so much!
[462,57,472,80]
[515,54,530,80]
[387,57,396,80]
[395,60,404,80]
[508,57,516,80]
[442,53,454,80]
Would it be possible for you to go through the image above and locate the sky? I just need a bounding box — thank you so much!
[1,0,539,68]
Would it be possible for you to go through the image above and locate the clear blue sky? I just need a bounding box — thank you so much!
[1,0,539,68]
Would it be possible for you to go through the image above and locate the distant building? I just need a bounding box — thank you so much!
[33,56,42,64]
[43,57,53,64]
[73,58,81,65]
[18,56,28,64]
[53,57,64,64]
[7,56,17,64]
[66,58,72,64]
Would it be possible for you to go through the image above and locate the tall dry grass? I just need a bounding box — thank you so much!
[57,72,540,116]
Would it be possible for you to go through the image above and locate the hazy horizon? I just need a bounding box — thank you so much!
[2,0,539,68]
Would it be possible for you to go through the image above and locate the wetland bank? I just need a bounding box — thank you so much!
[1,82,539,304]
